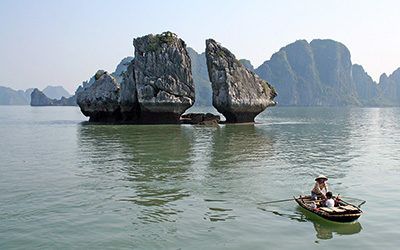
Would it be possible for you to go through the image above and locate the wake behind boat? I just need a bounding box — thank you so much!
[294,195,363,223]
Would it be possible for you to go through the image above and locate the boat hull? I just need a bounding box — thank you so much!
[295,196,362,223]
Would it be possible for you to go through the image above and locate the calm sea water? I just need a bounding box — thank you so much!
[1,106,399,249]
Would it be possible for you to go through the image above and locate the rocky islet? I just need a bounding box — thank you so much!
[76,32,276,124]
[77,32,197,123]
[205,39,277,123]
[31,88,76,106]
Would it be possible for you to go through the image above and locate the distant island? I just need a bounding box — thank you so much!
[30,88,76,106]
[0,85,74,106]
[254,39,400,106]
[190,39,400,107]
[2,38,400,108]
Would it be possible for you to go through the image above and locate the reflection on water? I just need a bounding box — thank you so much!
[77,123,277,224]
[76,115,362,235]
[297,207,362,240]
[78,124,194,223]
[313,220,362,240]
[210,124,276,167]
[205,124,276,222]
[4,106,400,248]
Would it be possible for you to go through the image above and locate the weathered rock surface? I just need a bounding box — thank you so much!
[31,88,53,106]
[119,62,139,120]
[0,86,30,105]
[30,88,76,106]
[239,59,255,71]
[205,39,276,123]
[254,39,392,106]
[132,31,195,123]
[76,32,195,123]
[76,70,120,121]
[112,57,134,84]
[180,113,220,125]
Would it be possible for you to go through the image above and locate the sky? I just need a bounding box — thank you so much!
[0,0,399,93]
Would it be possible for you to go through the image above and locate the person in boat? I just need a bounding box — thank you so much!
[311,174,329,200]
[324,191,335,208]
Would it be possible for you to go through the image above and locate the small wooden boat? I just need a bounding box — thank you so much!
[294,195,362,223]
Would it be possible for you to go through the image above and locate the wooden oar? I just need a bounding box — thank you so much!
[340,196,367,208]
[357,200,366,208]
[258,198,294,205]
[340,196,365,201]
[338,195,366,208]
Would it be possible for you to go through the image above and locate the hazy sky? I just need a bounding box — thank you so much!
[1,0,399,93]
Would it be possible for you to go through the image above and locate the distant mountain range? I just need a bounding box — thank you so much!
[254,39,400,106]
[41,86,72,99]
[0,86,33,105]
[0,85,72,105]
[2,39,400,107]
[30,88,76,106]
[189,39,400,107]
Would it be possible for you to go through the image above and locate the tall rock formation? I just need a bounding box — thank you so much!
[254,39,400,106]
[31,88,54,106]
[76,70,121,121]
[379,68,400,106]
[352,64,379,106]
[76,32,195,123]
[256,39,362,106]
[132,31,195,123]
[256,40,322,106]
[205,39,276,123]
[0,86,30,105]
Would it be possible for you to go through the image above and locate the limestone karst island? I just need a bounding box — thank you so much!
[75,32,276,124]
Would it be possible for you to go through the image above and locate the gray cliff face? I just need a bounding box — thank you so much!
[76,70,120,121]
[58,95,76,106]
[112,57,134,84]
[119,62,138,117]
[205,39,276,123]
[310,39,359,106]
[352,64,379,106]
[31,88,76,106]
[379,68,400,106]
[255,39,386,106]
[76,32,195,123]
[239,59,254,71]
[132,32,195,122]
[31,88,54,106]
[187,47,213,106]
[0,86,30,105]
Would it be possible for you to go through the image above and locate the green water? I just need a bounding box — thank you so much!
[1,106,399,249]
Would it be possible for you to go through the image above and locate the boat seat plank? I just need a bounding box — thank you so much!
[331,207,346,213]
[340,205,359,211]
[319,207,334,213]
